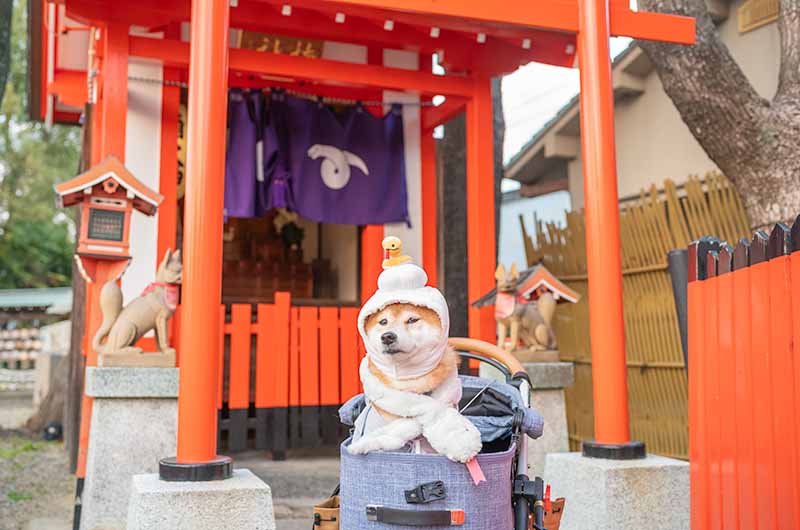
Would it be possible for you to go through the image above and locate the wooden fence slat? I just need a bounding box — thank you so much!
[255,303,274,408]
[688,278,707,530]
[767,256,800,529]
[704,273,722,530]
[731,266,757,530]
[749,261,777,530]
[793,251,800,525]
[717,270,739,529]
[228,304,252,452]
[299,306,320,448]
[218,304,225,409]
[289,306,302,448]
[320,307,341,444]
[339,307,361,403]
[319,307,340,406]
[272,292,291,454]
[228,304,252,410]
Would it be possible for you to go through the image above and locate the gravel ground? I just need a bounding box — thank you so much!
[0,390,73,530]
[0,432,74,530]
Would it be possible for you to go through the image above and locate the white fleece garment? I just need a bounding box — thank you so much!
[348,357,482,463]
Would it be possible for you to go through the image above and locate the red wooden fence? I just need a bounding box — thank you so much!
[688,221,800,530]
[174,292,363,454]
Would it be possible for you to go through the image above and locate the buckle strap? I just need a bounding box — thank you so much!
[366,505,465,526]
[404,481,446,504]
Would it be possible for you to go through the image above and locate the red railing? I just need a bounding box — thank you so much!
[688,221,800,530]
[174,292,363,454]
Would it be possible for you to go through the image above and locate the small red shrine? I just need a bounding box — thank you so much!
[55,155,163,259]
[31,0,694,482]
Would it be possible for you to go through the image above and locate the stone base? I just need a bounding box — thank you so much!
[524,362,573,476]
[99,350,176,368]
[127,469,275,530]
[80,367,178,530]
[544,452,689,530]
[514,348,559,363]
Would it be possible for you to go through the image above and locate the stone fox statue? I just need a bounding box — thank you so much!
[92,249,182,356]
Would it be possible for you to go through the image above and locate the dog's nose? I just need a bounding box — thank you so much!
[381,332,397,346]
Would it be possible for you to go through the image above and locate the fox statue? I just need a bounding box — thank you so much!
[92,249,182,356]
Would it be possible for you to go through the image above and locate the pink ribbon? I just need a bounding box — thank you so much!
[465,457,486,486]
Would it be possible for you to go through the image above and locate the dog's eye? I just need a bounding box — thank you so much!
[379,318,388,326]
[407,317,419,324]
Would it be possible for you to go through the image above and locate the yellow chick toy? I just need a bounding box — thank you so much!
[382,236,412,269]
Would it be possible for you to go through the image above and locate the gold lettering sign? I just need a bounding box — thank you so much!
[239,32,323,59]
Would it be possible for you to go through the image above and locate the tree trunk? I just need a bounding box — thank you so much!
[63,104,91,471]
[437,114,469,338]
[25,355,68,433]
[492,77,505,254]
[638,0,800,228]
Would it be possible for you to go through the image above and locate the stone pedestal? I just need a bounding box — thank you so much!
[544,452,689,530]
[80,367,178,530]
[524,362,573,476]
[127,469,275,530]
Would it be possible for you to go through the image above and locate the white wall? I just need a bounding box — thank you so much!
[498,191,571,269]
[123,54,163,308]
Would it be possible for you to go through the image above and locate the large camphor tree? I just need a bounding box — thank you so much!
[639,0,800,228]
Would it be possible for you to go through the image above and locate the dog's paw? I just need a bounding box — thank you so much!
[422,407,482,463]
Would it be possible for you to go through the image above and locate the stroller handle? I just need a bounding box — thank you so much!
[448,337,526,376]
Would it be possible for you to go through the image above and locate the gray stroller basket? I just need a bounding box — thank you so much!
[337,338,548,530]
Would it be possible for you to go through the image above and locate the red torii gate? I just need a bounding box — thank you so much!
[53,0,694,478]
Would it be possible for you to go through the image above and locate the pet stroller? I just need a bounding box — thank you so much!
[332,337,553,530]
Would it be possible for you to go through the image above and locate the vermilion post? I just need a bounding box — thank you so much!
[465,77,497,344]
[174,0,230,465]
[577,0,632,446]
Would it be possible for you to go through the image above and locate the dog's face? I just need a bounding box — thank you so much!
[494,263,520,293]
[364,303,443,365]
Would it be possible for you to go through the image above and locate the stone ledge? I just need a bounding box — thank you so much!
[127,469,275,530]
[544,452,689,530]
[85,367,179,398]
[523,362,574,389]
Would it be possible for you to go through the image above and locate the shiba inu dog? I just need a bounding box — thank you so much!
[348,240,481,463]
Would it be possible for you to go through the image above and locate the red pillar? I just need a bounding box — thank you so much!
[174,0,230,465]
[577,0,631,445]
[420,127,438,286]
[465,78,496,344]
[75,20,129,479]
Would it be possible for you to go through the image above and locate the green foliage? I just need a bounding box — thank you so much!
[0,0,11,105]
[0,0,79,288]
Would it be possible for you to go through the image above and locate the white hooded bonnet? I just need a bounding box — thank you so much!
[358,261,450,380]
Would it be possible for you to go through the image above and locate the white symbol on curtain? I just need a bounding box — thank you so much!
[307,144,370,190]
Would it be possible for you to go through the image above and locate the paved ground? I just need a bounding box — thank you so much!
[1,388,341,530]
[237,449,341,530]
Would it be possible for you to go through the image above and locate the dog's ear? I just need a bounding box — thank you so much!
[170,249,181,264]
[160,248,173,269]
[509,263,519,278]
[495,263,506,281]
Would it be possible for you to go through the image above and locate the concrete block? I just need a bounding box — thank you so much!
[524,362,573,476]
[544,452,689,530]
[527,388,570,476]
[33,351,66,407]
[523,362,574,389]
[80,368,178,530]
[127,469,276,530]
[85,367,178,398]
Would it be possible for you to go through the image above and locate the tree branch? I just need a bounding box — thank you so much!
[777,0,800,101]
[637,0,770,172]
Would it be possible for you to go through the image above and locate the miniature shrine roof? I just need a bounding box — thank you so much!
[473,264,581,307]
[54,155,164,215]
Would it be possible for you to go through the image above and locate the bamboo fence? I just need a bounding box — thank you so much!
[520,172,750,458]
